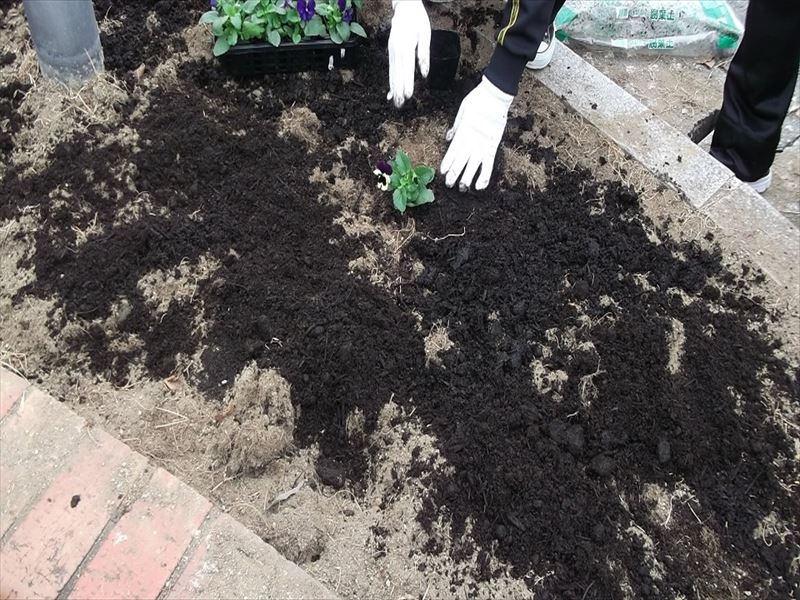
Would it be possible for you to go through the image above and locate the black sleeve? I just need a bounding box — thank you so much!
[484,0,566,95]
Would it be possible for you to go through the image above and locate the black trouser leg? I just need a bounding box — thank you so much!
[710,0,800,182]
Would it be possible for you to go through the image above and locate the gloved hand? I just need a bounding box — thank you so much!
[440,76,515,191]
[387,0,431,108]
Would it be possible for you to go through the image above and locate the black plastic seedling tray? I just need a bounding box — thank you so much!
[218,36,361,76]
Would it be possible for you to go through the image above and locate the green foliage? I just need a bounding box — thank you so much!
[200,0,367,56]
[387,150,436,213]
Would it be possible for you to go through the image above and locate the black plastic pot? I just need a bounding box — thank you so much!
[428,30,460,89]
[217,36,361,76]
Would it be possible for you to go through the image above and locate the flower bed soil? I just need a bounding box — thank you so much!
[1,2,798,599]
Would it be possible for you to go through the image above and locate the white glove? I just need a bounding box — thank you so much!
[387,0,431,108]
[440,76,514,191]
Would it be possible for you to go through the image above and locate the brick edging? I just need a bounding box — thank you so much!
[0,368,336,600]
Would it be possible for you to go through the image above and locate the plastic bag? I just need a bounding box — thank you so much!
[554,1,744,58]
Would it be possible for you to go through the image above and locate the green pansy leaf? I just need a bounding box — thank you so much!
[336,21,350,41]
[267,29,281,46]
[329,28,343,44]
[226,30,238,45]
[406,183,421,203]
[304,16,326,37]
[241,21,264,39]
[349,22,367,38]
[213,37,231,56]
[395,150,412,174]
[292,30,302,44]
[230,14,242,29]
[414,165,435,185]
[200,10,219,24]
[417,187,435,205]
[393,189,407,213]
[243,0,259,13]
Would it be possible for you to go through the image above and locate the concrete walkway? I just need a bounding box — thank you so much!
[0,368,335,600]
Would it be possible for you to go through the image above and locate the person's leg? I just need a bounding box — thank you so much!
[711,0,800,186]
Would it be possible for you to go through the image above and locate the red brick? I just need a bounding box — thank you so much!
[0,430,147,599]
[69,468,211,600]
[0,389,86,538]
[168,512,335,600]
[0,368,29,420]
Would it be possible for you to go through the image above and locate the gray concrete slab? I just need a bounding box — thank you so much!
[701,178,800,298]
[535,45,733,208]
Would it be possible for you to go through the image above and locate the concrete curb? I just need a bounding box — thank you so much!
[534,43,799,298]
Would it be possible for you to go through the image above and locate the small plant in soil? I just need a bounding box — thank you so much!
[375,150,435,213]
[201,0,366,56]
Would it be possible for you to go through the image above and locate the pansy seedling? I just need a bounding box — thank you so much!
[201,0,367,56]
[375,150,435,214]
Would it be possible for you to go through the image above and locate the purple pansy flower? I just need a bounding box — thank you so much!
[374,160,393,191]
[338,0,346,10]
[210,0,217,7]
[297,0,315,21]
[343,7,353,23]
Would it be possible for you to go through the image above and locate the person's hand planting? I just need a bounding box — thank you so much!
[440,76,514,191]
[387,0,431,108]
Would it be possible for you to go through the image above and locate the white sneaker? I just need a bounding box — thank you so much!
[745,170,772,194]
[526,25,556,70]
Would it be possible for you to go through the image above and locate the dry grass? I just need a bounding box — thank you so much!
[278,105,322,149]
[503,145,548,190]
[424,321,454,367]
[381,119,448,170]
[8,68,129,175]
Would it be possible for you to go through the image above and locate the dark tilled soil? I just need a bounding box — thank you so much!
[0,80,30,158]
[1,3,798,598]
[93,0,197,78]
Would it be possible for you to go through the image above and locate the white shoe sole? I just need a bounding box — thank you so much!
[527,36,556,70]
[746,171,772,194]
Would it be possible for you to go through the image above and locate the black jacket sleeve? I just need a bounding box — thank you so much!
[484,0,565,95]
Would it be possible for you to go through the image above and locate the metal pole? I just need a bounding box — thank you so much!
[22,0,104,86]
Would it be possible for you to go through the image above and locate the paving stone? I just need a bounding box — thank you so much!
[1,381,335,599]
[69,468,210,600]
[0,388,86,538]
[0,429,148,599]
